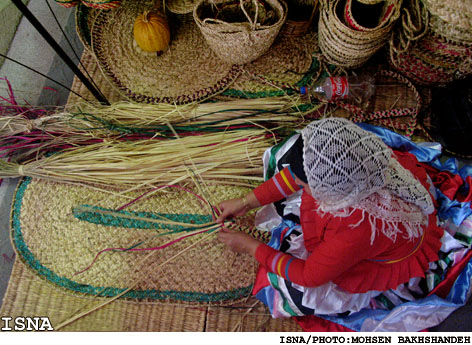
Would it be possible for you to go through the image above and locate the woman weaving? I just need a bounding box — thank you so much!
[216,117,444,317]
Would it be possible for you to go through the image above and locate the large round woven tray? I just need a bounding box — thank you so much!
[91,0,241,104]
[75,3,99,51]
[12,177,267,305]
[221,31,320,98]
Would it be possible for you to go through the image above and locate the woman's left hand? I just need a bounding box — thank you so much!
[217,228,260,257]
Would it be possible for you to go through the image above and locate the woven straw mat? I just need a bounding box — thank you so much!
[67,51,127,105]
[0,259,302,331]
[90,0,241,104]
[220,31,320,98]
[76,1,320,101]
[10,177,268,306]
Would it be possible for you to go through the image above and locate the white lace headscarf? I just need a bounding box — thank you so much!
[301,118,434,243]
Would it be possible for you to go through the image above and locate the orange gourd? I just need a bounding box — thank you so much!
[133,11,170,53]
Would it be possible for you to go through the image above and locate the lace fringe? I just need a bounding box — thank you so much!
[336,208,428,245]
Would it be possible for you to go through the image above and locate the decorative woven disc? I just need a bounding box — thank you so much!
[91,0,241,104]
[12,178,267,304]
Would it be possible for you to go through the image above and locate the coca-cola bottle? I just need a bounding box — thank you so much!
[300,73,375,103]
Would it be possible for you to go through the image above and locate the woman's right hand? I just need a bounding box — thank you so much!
[216,197,249,223]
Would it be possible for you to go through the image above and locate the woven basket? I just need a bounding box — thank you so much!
[318,0,401,69]
[388,0,472,86]
[81,0,122,9]
[194,0,287,64]
[280,0,319,37]
[388,33,472,86]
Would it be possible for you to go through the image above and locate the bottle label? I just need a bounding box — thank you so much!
[328,76,349,100]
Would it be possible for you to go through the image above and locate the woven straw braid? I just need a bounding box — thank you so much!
[166,0,198,14]
[13,177,266,305]
[280,0,319,37]
[318,0,401,68]
[194,0,288,64]
[342,70,421,137]
[1,260,301,331]
[344,0,399,32]
[81,0,122,9]
[55,0,80,8]
[75,4,99,51]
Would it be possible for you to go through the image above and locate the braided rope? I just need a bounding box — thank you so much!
[340,70,422,137]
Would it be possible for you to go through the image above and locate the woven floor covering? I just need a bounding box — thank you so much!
[2,253,300,331]
[1,173,302,331]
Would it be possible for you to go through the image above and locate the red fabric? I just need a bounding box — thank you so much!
[295,316,355,332]
[252,265,270,296]
[253,167,302,206]
[421,164,472,204]
[253,150,444,293]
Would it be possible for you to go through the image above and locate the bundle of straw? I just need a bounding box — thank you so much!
[0,129,273,188]
[1,97,311,161]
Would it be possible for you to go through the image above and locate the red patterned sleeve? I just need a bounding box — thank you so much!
[253,167,302,206]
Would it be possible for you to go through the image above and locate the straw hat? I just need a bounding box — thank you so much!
[12,177,266,304]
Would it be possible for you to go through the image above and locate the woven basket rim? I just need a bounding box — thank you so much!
[193,0,288,64]
[194,0,288,31]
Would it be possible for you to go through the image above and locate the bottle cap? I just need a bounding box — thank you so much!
[300,86,307,95]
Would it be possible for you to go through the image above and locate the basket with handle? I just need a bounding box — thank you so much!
[193,0,287,64]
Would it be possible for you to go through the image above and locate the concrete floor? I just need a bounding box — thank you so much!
[0,1,470,332]
[0,0,82,310]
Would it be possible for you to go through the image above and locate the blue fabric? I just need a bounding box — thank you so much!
[257,124,472,331]
[357,123,442,163]
[266,219,300,250]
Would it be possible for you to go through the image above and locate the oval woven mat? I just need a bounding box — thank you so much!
[12,177,266,304]
[91,0,241,104]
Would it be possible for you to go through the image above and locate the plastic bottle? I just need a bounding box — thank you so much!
[300,74,375,103]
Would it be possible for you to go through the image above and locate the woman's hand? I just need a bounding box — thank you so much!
[216,197,248,223]
[217,228,260,256]
[215,192,260,223]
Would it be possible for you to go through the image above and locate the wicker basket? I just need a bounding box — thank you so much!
[318,0,402,69]
[387,0,472,86]
[389,32,472,86]
[194,0,287,64]
[280,0,319,37]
